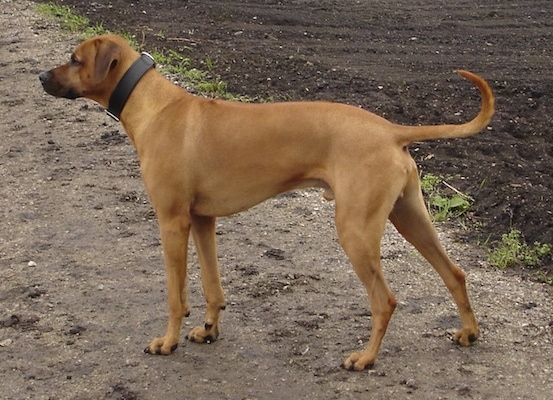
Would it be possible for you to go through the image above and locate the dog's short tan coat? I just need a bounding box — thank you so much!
[39,35,494,370]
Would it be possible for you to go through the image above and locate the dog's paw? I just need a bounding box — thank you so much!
[343,352,375,371]
[186,323,219,344]
[453,327,479,346]
[144,337,179,355]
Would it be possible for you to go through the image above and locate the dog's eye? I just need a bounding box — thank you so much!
[70,55,80,66]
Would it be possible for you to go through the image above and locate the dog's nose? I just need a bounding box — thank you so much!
[39,71,51,84]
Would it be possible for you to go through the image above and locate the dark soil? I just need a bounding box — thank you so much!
[1,1,552,399]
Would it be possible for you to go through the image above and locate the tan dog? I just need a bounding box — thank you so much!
[39,34,494,371]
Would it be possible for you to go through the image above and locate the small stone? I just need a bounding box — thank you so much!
[125,359,140,367]
[27,261,37,267]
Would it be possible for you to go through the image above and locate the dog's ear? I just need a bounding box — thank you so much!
[93,38,121,84]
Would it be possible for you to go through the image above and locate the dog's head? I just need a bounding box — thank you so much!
[39,35,135,107]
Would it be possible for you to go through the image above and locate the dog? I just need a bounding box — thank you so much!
[39,34,494,371]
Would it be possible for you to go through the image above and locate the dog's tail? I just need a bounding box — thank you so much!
[395,70,495,145]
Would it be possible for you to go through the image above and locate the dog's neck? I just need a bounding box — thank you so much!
[105,52,156,121]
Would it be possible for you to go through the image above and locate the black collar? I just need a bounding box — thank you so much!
[105,52,155,121]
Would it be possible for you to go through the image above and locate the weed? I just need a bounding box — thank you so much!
[487,229,551,269]
[420,173,441,194]
[533,271,553,285]
[205,57,214,71]
[151,49,192,75]
[420,174,472,222]
[37,3,89,32]
[430,194,471,221]
[150,50,229,98]
[182,68,207,82]
[198,80,229,97]
[36,3,134,43]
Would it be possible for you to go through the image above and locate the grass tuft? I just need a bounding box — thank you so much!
[420,173,472,222]
[487,229,551,270]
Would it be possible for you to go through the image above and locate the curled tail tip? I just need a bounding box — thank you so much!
[455,69,480,81]
[455,69,495,113]
[454,70,493,96]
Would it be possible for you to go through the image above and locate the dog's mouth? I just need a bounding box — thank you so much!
[38,71,80,99]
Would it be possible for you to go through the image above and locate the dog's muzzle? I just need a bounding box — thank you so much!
[38,71,51,84]
[38,71,79,99]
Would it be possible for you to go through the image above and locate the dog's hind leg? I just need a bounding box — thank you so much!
[334,189,398,371]
[389,169,479,346]
[186,215,226,344]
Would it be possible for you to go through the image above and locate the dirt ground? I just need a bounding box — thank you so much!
[1,1,552,399]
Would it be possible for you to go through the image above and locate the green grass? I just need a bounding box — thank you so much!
[37,3,139,47]
[36,3,110,38]
[36,3,88,31]
[487,229,551,270]
[148,48,232,98]
[420,174,472,222]
[149,49,192,75]
[534,271,553,285]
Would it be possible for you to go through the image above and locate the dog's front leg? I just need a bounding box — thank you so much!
[186,215,226,343]
[145,216,191,355]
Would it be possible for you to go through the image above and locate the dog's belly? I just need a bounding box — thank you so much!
[191,177,331,217]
